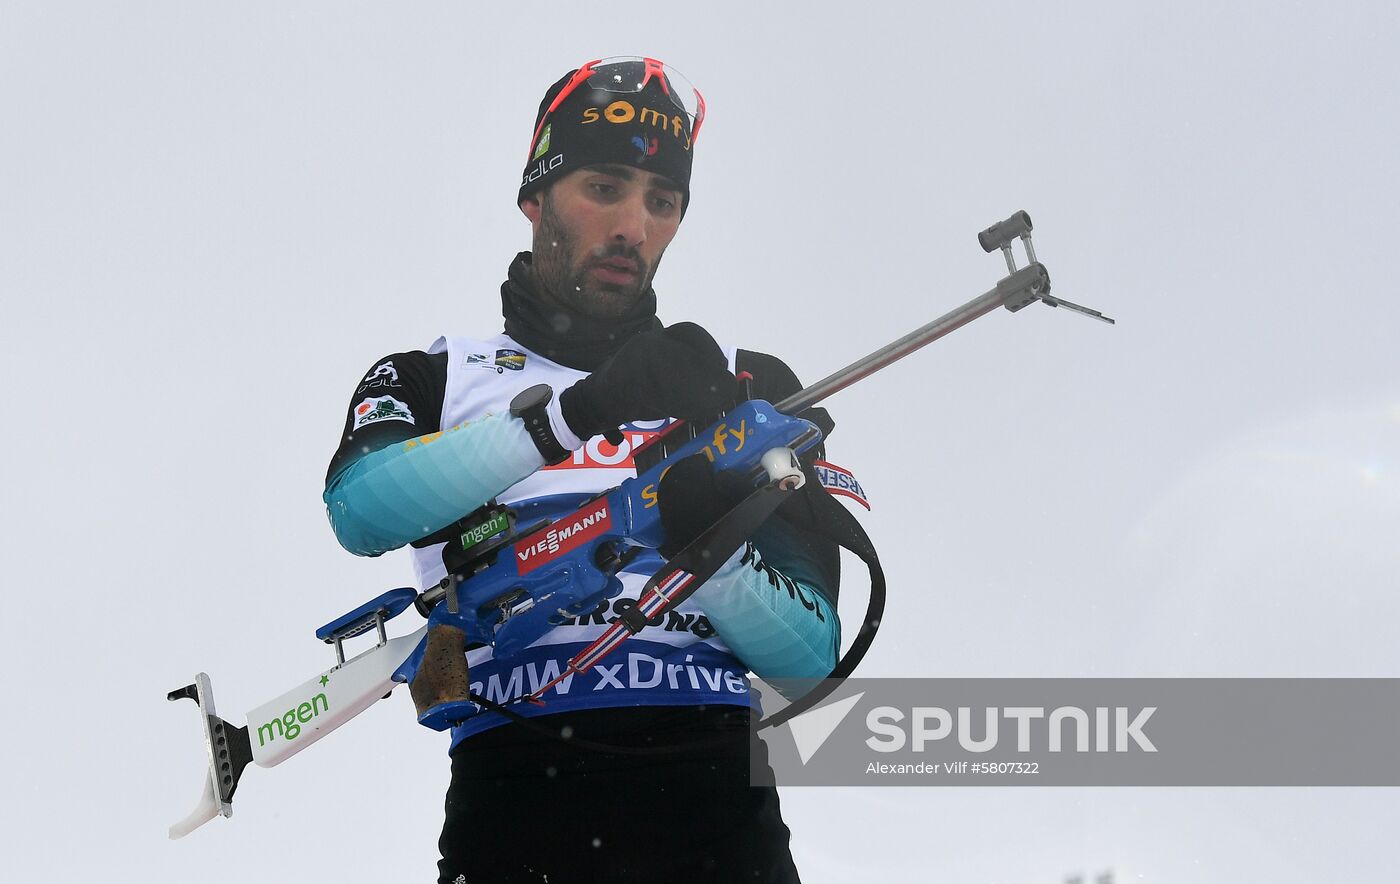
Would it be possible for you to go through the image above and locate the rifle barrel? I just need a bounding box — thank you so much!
[776,282,1008,415]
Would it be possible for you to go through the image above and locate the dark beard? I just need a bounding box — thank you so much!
[531,197,661,320]
[500,252,662,372]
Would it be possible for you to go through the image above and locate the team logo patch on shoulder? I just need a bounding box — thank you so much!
[813,460,871,510]
[356,360,400,393]
[353,396,415,430]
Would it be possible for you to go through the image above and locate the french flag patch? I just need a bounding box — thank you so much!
[813,460,871,510]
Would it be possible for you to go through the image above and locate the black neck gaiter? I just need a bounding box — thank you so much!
[500,251,662,372]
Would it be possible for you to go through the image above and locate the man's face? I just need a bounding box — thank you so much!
[521,164,684,319]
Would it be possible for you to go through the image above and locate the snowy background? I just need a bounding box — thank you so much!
[4,1,1398,881]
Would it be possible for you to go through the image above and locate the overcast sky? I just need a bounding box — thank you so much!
[3,2,1398,882]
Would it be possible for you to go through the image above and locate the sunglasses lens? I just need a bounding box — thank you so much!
[585,57,704,127]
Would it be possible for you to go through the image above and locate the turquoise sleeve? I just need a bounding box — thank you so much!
[326,406,844,679]
[323,412,543,556]
[694,541,841,681]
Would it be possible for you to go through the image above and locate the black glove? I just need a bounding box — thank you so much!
[657,454,754,558]
[559,322,740,444]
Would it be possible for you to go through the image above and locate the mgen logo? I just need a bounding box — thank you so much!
[515,498,613,575]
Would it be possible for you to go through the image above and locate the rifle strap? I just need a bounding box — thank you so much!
[757,495,884,730]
